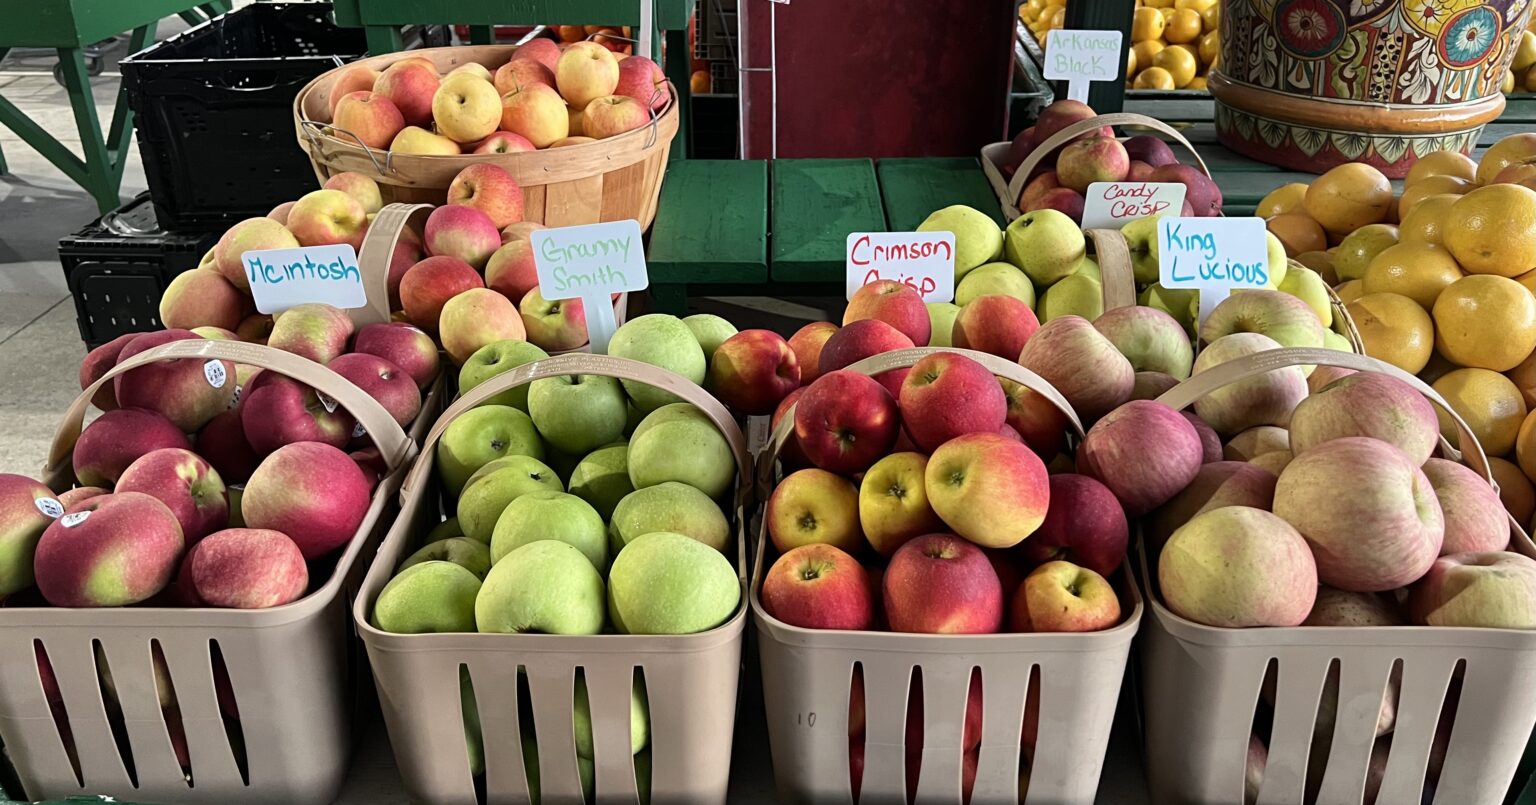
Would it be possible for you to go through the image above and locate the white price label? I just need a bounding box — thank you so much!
[203,359,227,389]
[317,392,338,413]
[845,232,956,303]
[60,511,90,528]
[1158,217,1272,323]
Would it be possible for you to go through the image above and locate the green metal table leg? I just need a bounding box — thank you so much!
[469,25,494,44]
[0,48,8,175]
[664,27,690,160]
[177,9,207,26]
[104,23,156,189]
[365,25,405,55]
[56,46,119,213]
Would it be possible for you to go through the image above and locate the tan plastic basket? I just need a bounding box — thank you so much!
[0,339,433,805]
[293,46,678,230]
[354,352,751,805]
[751,347,1144,805]
[1140,346,1536,805]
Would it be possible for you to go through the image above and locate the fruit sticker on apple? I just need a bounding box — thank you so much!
[530,220,649,353]
[1157,217,1269,323]
[241,243,379,322]
[1042,29,1124,103]
[845,231,955,303]
[1080,181,1186,230]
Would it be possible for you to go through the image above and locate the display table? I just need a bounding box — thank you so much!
[0,0,231,212]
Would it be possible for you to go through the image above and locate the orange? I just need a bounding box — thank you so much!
[689,70,711,94]
[1398,193,1460,246]
[1397,174,1473,220]
[1201,4,1220,32]
[1303,163,1394,235]
[1153,46,1198,87]
[1132,7,1167,41]
[1477,133,1536,185]
[1134,67,1177,90]
[1360,242,1464,310]
[1490,456,1536,521]
[1443,184,1536,277]
[1127,47,1138,77]
[1332,223,1400,282]
[1166,8,1203,43]
[1295,250,1338,284]
[1199,31,1221,67]
[1432,368,1527,456]
[1132,40,1166,69]
[1345,292,1434,373]
[1256,183,1309,217]
[1265,213,1328,256]
[1432,274,1536,371]
[1404,151,1478,187]
[1334,279,1365,304]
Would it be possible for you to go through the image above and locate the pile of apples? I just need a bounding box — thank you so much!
[324,38,667,155]
[993,99,1223,223]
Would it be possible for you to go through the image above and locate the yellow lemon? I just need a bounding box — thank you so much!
[1515,30,1536,73]
[1432,368,1528,456]
[1199,30,1221,67]
[1334,279,1365,304]
[1304,163,1394,235]
[1432,274,1536,370]
[1132,7,1167,41]
[1476,133,1536,185]
[1132,40,1166,69]
[1361,242,1464,310]
[1201,4,1220,32]
[1443,184,1536,277]
[1166,8,1203,43]
[1333,223,1400,282]
[1134,67,1178,90]
[1398,193,1461,246]
[1153,46,1199,87]
[1397,174,1473,220]
[1257,183,1309,218]
[1345,292,1434,373]
[1404,150,1478,187]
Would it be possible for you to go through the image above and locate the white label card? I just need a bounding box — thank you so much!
[1043,29,1125,103]
[531,220,650,354]
[243,244,366,315]
[845,232,956,303]
[1158,217,1272,323]
[1080,182,1187,230]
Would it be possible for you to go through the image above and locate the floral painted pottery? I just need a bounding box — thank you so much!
[1212,0,1534,176]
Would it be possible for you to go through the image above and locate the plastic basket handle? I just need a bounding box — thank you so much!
[1007,112,1214,205]
[1085,228,1138,311]
[356,203,430,327]
[47,340,417,489]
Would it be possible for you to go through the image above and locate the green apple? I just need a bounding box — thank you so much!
[491,491,607,570]
[458,340,550,411]
[1121,215,1162,285]
[461,669,483,776]
[625,402,646,436]
[926,302,961,348]
[1201,289,1325,352]
[955,262,1036,307]
[1003,209,1086,287]
[635,750,651,805]
[608,531,739,635]
[682,314,738,363]
[476,540,606,634]
[1278,264,1333,327]
[458,456,564,543]
[1334,224,1400,282]
[427,517,464,541]
[608,315,707,412]
[524,738,594,802]
[1323,329,1354,352]
[1264,231,1288,289]
[1093,305,1195,379]
[1140,284,1199,335]
[628,404,736,499]
[527,374,628,455]
[569,443,633,520]
[573,676,649,758]
[399,537,492,579]
[1037,271,1103,322]
[372,561,480,633]
[437,405,545,496]
[916,204,1003,277]
[610,481,731,553]
[543,447,582,482]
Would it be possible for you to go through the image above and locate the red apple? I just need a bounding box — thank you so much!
[352,322,441,390]
[328,353,421,427]
[793,371,900,474]
[184,527,308,609]
[1000,379,1070,460]
[399,255,485,333]
[788,322,839,384]
[844,280,930,346]
[73,408,193,487]
[897,352,1007,452]
[114,330,236,432]
[760,543,874,630]
[195,408,262,484]
[34,492,183,607]
[116,448,228,544]
[883,534,1003,634]
[951,295,1039,359]
[707,329,801,415]
[818,320,914,374]
[1018,474,1127,576]
[241,442,372,559]
[240,373,356,454]
[78,332,139,411]
[446,163,525,230]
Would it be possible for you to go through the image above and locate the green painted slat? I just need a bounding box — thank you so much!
[771,159,886,283]
[339,0,694,30]
[648,160,768,284]
[876,158,1005,232]
[2,0,202,47]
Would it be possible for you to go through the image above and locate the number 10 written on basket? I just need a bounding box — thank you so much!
[531,220,649,354]
[1158,217,1269,324]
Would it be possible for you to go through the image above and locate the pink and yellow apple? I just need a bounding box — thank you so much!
[951,295,1039,359]
[1020,474,1127,576]
[858,452,942,557]
[582,95,650,139]
[1191,333,1308,437]
[213,217,299,292]
[287,189,369,251]
[424,203,502,269]
[844,280,930,346]
[390,125,460,155]
[485,240,539,302]
[925,432,1049,548]
[512,38,561,72]
[158,268,246,332]
[116,448,228,544]
[761,543,874,630]
[766,468,862,554]
[327,65,380,120]
[817,319,914,374]
[1159,506,1318,627]
[472,131,537,154]
[447,163,525,229]
[1288,373,1439,464]
[494,58,555,95]
[322,171,384,215]
[241,441,373,559]
[615,56,668,110]
[1147,460,1277,549]
[1018,315,1135,422]
[898,351,1007,451]
[500,82,570,147]
[35,492,183,607]
[788,321,838,383]
[1010,561,1121,632]
[400,255,485,333]
[0,474,63,595]
[431,73,502,144]
[1078,400,1204,516]
[374,60,440,126]
[707,329,800,415]
[556,42,620,110]
[519,287,587,351]
[1421,458,1508,554]
[884,534,1003,633]
[332,91,405,150]
[267,303,353,365]
[1408,551,1536,628]
[439,288,527,365]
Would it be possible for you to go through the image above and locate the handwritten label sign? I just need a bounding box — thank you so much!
[1158,217,1271,323]
[1044,29,1125,103]
[846,232,956,302]
[244,244,366,315]
[1081,182,1187,230]
[531,220,649,354]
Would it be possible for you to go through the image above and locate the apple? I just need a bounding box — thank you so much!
[502,221,546,244]
[399,536,492,579]
[1251,450,1294,476]
[1150,163,1222,217]
[1011,561,1120,632]
[457,456,563,543]
[1408,552,1536,628]
[793,371,899,474]
[116,448,227,544]
[385,226,426,309]
[1026,187,1086,220]
[565,444,632,523]
[1056,136,1130,193]
[898,351,1008,451]
[1019,474,1127,576]
[329,353,421,427]
[439,288,526,366]
[449,63,493,81]
[518,287,588,352]
[1288,373,1438,464]
[1273,437,1443,592]
[447,163,525,229]
[240,372,355,453]
[73,408,191,487]
[472,131,537,154]
[706,329,800,415]
[583,95,650,139]
[331,90,404,149]
[609,481,729,552]
[614,56,668,110]
[608,531,740,634]
[859,452,942,557]
[761,544,873,630]
[322,171,383,215]
[998,378,1070,460]
[788,322,839,384]
[1147,461,1277,549]
[0,475,63,595]
[490,491,606,570]
[158,269,246,332]
[628,403,736,499]
[1304,586,1403,626]
[1223,426,1290,462]
[286,188,368,251]
[374,560,481,633]
[494,58,555,95]
[1190,333,1307,437]
[884,534,1003,633]
[1422,458,1508,554]
[1092,305,1194,379]
[512,38,562,72]
[1183,411,1223,463]
[326,64,379,120]
[268,302,354,365]
[1159,506,1317,627]
[1123,135,1177,167]
[1018,315,1135,422]
[112,330,236,432]
[435,404,545,496]
[424,204,501,270]
[353,322,440,391]
[527,373,627,455]
[1132,371,1179,400]
[1201,290,1325,351]
[572,676,649,759]
[925,303,961,348]
[950,295,1039,359]
[400,255,485,333]
[607,314,708,412]
[817,319,914,374]
[1032,99,1111,151]
[184,528,308,609]
[374,59,439,126]
[926,432,1048,549]
[485,239,539,302]
[79,332,139,411]
[556,42,621,111]
[458,339,550,411]
[431,73,501,143]
[477,541,604,634]
[1078,400,1204,516]
[500,82,571,147]
[768,468,863,553]
[236,314,273,344]
[682,313,738,360]
[567,103,586,137]
[34,492,183,607]
[844,279,931,346]
[241,442,371,559]
[771,388,811,470]
[1003,209,1086,287]
[390,125,461,155]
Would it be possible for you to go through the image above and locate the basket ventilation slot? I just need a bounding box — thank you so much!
[209,639,248,786]
[91,640,138,788]
[33,640,82,787]
[149,640,192,785]
[904,666,922,805]
[850,662,865,802]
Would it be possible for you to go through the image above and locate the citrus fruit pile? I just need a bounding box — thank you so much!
[1256,134,1536,527]
[1502,21,1536,95]
[1020,0,1220,92]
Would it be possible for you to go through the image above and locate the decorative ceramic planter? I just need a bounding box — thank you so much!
[1212,0,1533,176]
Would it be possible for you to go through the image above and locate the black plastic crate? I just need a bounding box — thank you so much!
[60,193,220,349]
[121,2,368,232]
